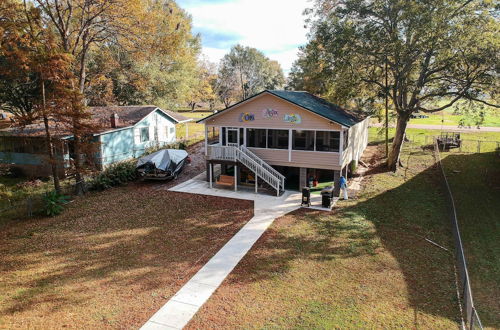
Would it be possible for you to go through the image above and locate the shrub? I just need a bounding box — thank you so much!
[89,160,138,191]
[43,190,69,216]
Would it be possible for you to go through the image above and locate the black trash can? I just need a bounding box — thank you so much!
[321,186,334,208]
[301,187,311,207]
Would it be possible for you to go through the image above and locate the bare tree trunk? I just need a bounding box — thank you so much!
[41,81,61,194]
[43,115,61,194]
[73,48,87,195]
[387,114,409,171]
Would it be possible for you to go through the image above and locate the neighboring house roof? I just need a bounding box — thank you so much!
[0,120,72,139]
[198,90,367,127]
[0,106,192,138]
[89,105,192,129]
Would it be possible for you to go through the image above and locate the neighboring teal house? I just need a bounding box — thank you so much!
[0,106,191,177]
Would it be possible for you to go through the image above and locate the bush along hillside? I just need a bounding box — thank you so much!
[89,161,138,191]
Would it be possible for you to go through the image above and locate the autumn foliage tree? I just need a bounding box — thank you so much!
[11,0,202,193]
[0,0,88,193]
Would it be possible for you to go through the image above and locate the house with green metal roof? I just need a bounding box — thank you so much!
[197,90,369,195]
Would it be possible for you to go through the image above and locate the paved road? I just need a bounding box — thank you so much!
[371,123,500,132]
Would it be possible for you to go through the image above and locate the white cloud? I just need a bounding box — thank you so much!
[179,0,310,74]
[201,46,228,64]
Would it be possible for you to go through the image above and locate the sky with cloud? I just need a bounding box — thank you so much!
[177,0,311,75]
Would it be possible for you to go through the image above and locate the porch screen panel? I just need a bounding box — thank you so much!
[267,129,289,149]
[292,130,314,151]
[246,128,267,148]
[316,131,340,152]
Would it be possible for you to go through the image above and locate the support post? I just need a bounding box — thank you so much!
[333,170,341,197]
[234,165,238,191]
[299,167,307,190]
[255,173,258,193]
[204,125,208,155]
[209,163,213,188]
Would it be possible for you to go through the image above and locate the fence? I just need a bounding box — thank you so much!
[404,134,499,155]
[434,140,483,329]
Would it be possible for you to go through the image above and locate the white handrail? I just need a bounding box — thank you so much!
[207,145,284,195]
[239,145,285,192]
[239,145,285,181]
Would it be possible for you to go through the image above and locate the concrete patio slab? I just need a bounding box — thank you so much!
[141,176,326,329]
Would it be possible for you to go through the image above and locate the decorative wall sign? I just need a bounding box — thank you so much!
[283,113,302,124]
[239,112,255,122]
[262,108,279,119]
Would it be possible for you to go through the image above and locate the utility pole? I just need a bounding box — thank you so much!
[385,57,389,158]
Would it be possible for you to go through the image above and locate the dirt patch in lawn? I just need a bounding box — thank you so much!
[0,186,253,328]
[187,144,460,328]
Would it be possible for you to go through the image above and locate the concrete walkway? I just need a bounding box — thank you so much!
[141,177,318,329]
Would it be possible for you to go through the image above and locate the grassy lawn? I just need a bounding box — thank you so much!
[372,107,500,127]
[441,151,500,327]
[409,110,500,127]
[177,111,213,145]
[370,127,500,153]
[0,184,253,328]
[188,139,460,328]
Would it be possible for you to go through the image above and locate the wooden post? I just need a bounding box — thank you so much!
[477,141,481,153]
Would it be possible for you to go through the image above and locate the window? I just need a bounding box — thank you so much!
[267,129,288,149]
[343,130,349,148]
[316,131,340,152]
[170,127,175,134]
[246,128,267,148]
[293,130,314,151]
[140,127,150,142]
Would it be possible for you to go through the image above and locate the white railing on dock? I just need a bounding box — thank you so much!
[207,145,284,195]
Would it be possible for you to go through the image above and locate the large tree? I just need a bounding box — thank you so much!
[0,0,83,193]
[217,45,285,103]
[23,0,200,193]
[293,0,499,170]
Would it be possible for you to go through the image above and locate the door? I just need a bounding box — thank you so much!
[226,128,239,147]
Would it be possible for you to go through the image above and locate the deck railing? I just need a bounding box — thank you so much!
[207,145,284,195]
[239,145,285,190]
